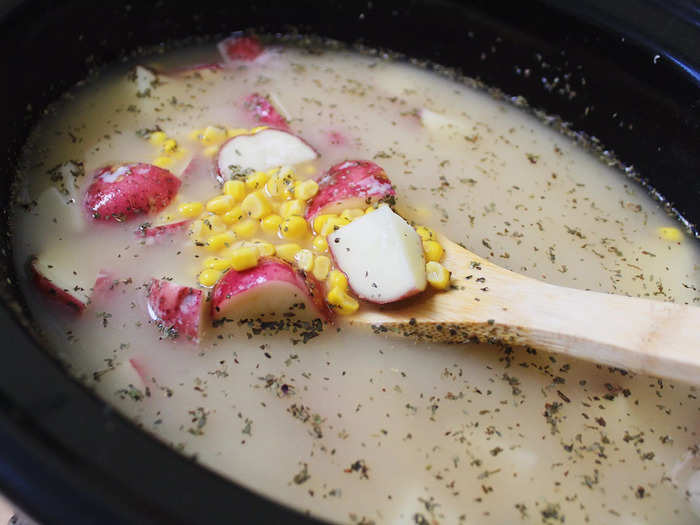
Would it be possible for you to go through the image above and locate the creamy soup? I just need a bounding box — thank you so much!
[11,37,700,524]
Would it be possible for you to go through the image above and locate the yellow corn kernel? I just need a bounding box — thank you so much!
[426,261,451,290]
[221,205,243,225]
[241,191,272,219]
[188,128,203,141]
[223,180,246,202]
[251,240,275,257]
[327,286,359,315]
[260,214,283,235]
[423,240,444,262]
[148,131,167,145]
[202,125,227,144]
[198,268,222,287]
[232,218,258,239]
[416,226,436,241]
[294,249,314,272]
[364,206,375,214]
[206,194,234,215]
[188,219,206,243]
[178,201,204,218]
[229,246,259,271]
[320,216,350,237]
[153,156,173,168]
[340,208,364,222]
[275,243,301,263]
[312,255,331,280]
[202,215,226,234]
[279,199,306,217]
[162,138,178,153]
[227,127,247,138]
[250,125,269,134]
[280,216,309,240]
[311,235,328,253]
[327,270,348,291]
[207,231,236,251]
[313,214,338,234]
[203,145,219,157]
[245,171,268,191]
[658,226,683,242]
[294,179,319,201]
[203,256,232,271]
[264,172,295,199]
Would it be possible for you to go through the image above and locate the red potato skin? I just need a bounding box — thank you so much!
[128,358,150,386]
[136,220,190,241]
[211,257,333,322]
[306,160,395,220]
[84,163,181,223]
[243,93,289,131]
[219,35,264,62]
[147,279,204,342]
[30,258,87,313]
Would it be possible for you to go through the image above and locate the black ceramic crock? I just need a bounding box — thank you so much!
[0,1,697,523]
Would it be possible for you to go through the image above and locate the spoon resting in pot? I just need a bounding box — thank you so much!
[350,233,700,384]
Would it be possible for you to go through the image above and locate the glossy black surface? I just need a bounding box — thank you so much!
[0,1,697,523]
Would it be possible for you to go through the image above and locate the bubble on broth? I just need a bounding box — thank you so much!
[10,38,700,524]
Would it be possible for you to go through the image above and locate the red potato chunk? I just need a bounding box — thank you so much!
[84,163,181,223]
[243,93,289,131]
[306,160,395,220]
[136,220,190,243]
[211,257,332,323]
[218,35,264,62]
[147,279,204,342]
[30,256,91,313]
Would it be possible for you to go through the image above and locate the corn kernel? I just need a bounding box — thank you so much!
[202,215,226,234]
[423,240,444,262]
[148,131,167,145]
[275,243,301,263]
[227,127,247,138]
[202,125,227,144]
[229,246,259,271]
[426,261,451,290]
[232,218,258,239]
[312,235,328,253]
[294,249,314,272]
[658,226,683,242]
[294,179,319,201]
[188,128,203,141]
[221,205,243,225]
[203,145,219,157]
[153,156,173,168]
[178,201,204,218]
[223,180,246,202]
[241,191,272,219]
[416,226,436,241]
[340,208,364,222]
[198,268,222,287]
[203,256,232,271]
[206,194,234,215]
[313,214,338,234]
[251,240,275,257]
[260,214,283,235]
[280,216,309,240]
[245,171,268,191]
[279,199,306,217]
[312,255,331,280]
[188,219,207,243]
[364,206,375,214]
[328,270,348,291]
[162,138,178,153]
[327,286,359,315]
[320,216,350,237]
[207,231,236,251]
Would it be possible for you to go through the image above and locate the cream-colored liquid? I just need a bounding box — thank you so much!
[12,44,700,524]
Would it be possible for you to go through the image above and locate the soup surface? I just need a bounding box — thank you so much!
[11,38,700,523]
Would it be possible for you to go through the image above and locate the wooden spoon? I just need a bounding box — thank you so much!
[350,234,700,384]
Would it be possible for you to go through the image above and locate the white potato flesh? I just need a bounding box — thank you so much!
[217,129,317,174]
[328,206,427,303]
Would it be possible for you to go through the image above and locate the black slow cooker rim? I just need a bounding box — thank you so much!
[0,1,698,524]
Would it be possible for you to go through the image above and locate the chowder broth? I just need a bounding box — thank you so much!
[11,40,700,524]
